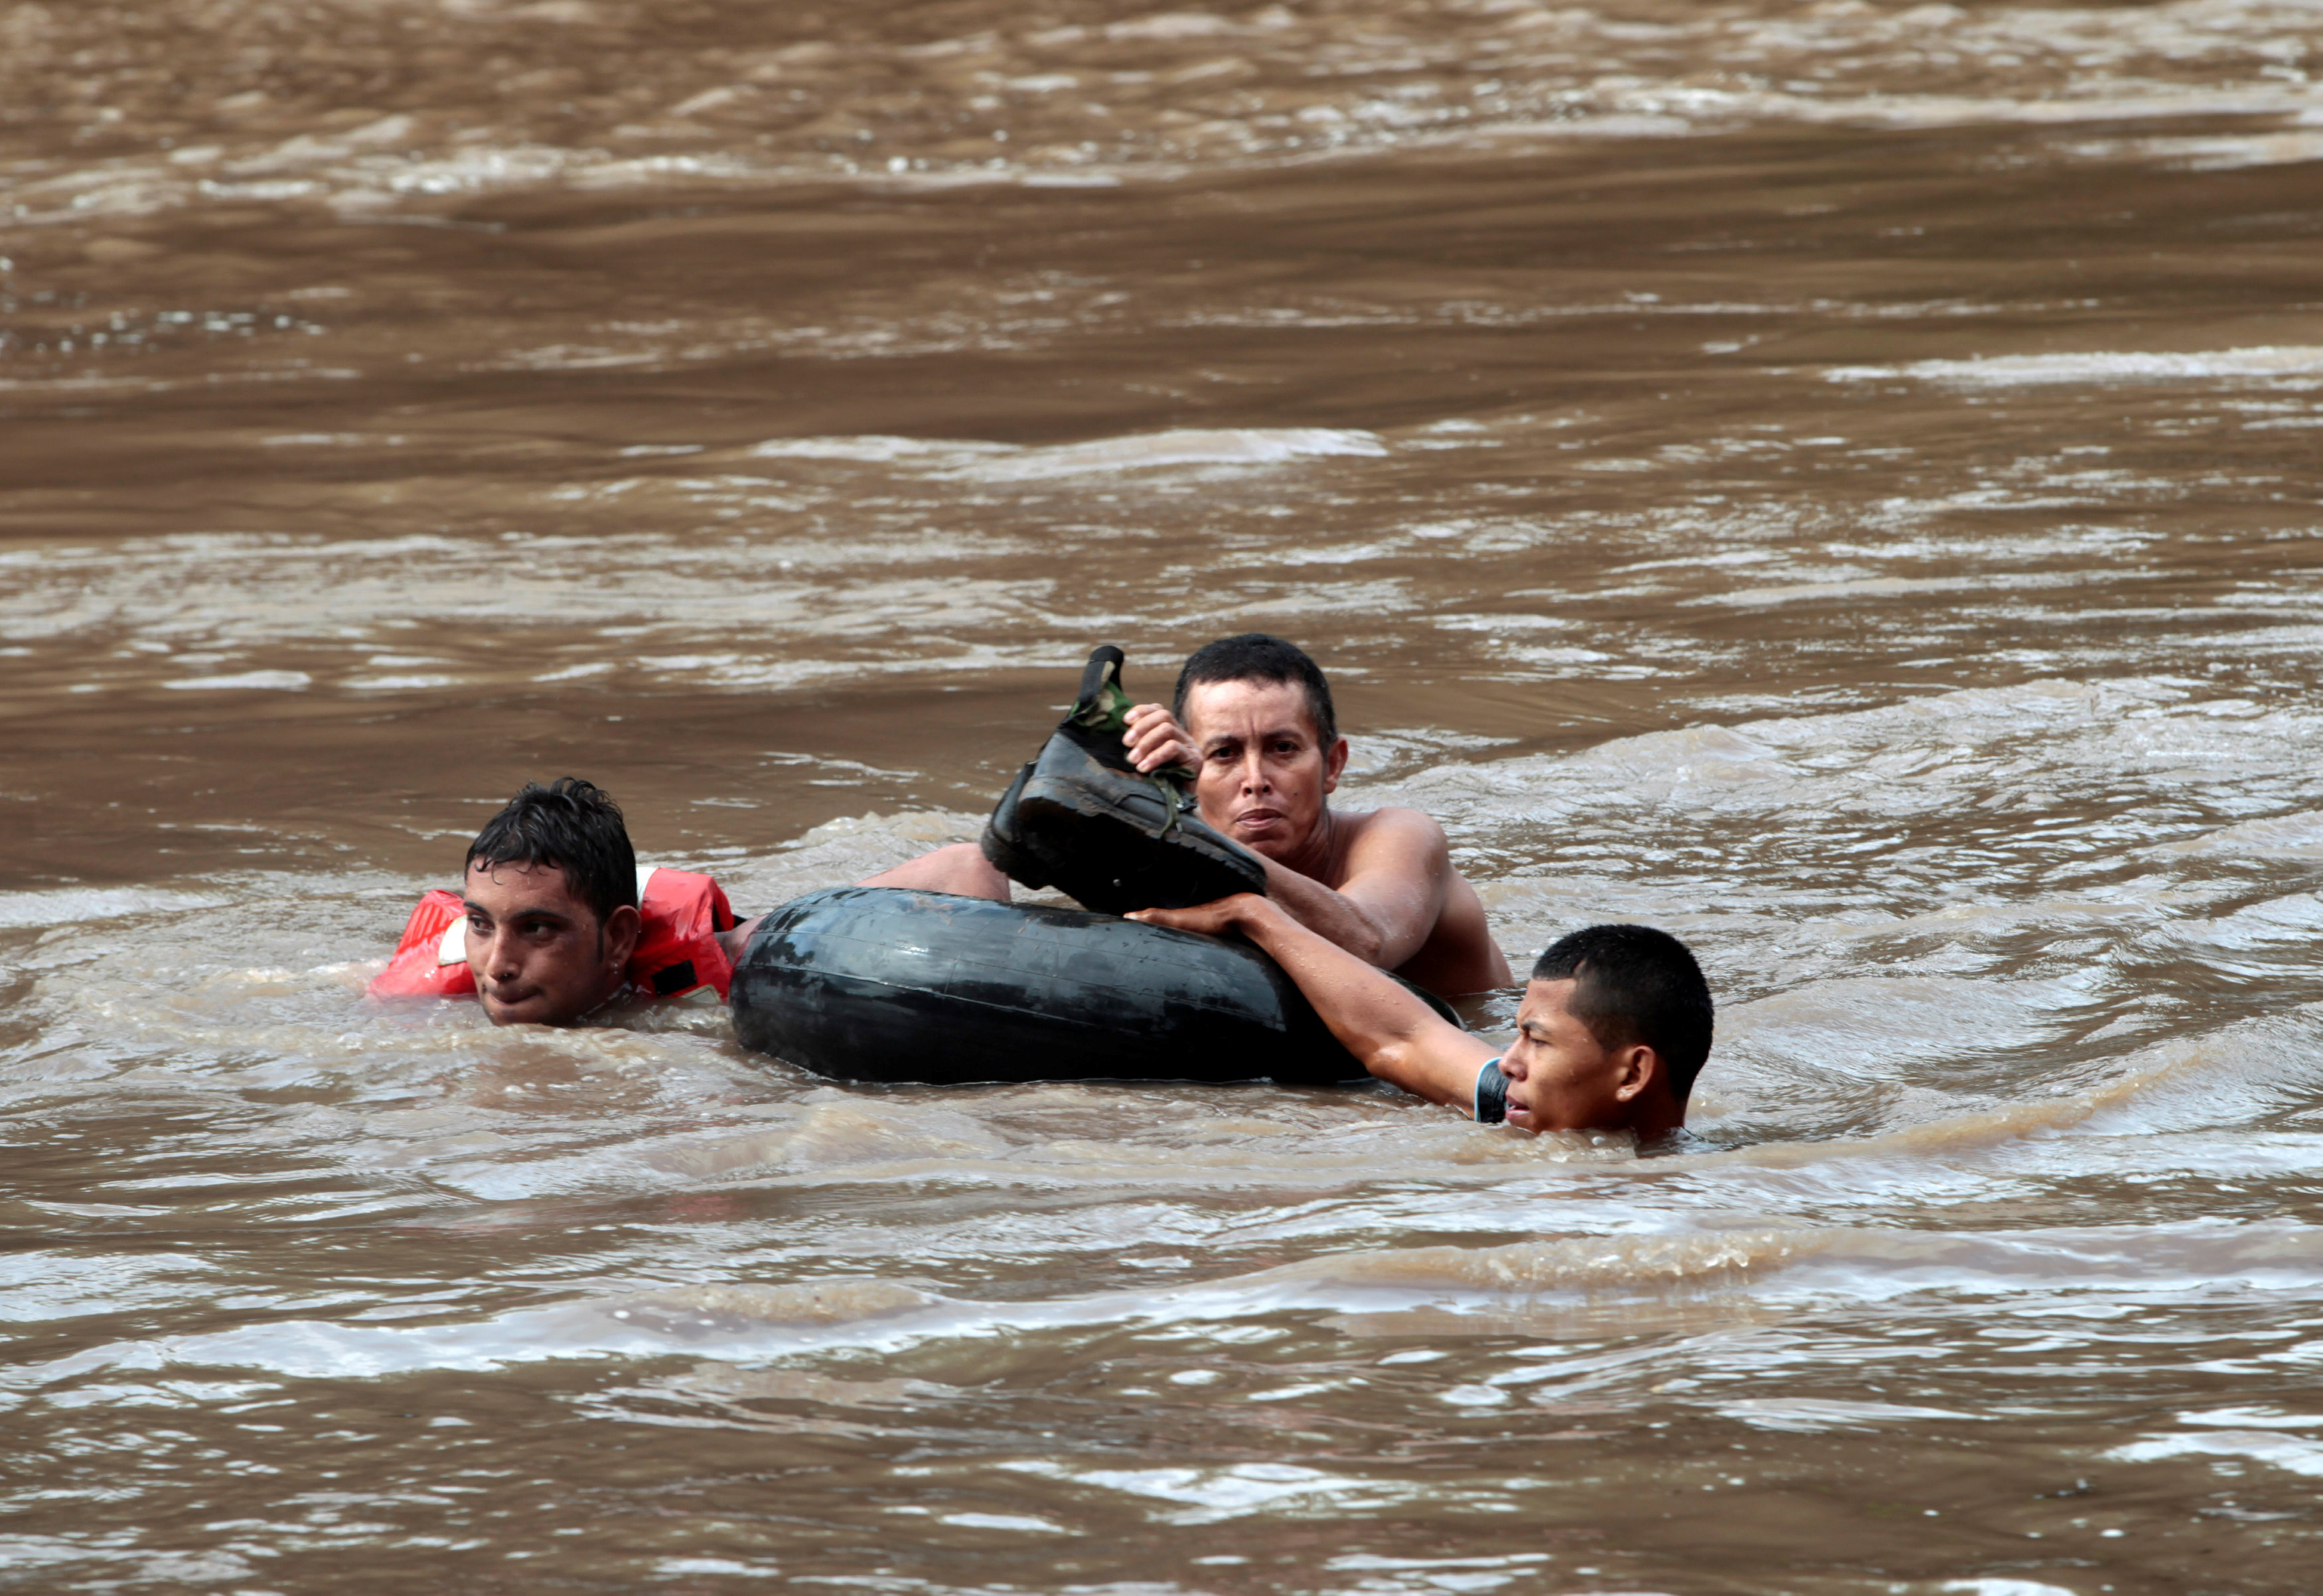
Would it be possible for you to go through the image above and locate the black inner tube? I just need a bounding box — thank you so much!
[730,886,1458,1088]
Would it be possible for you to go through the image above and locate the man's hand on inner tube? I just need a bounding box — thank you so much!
[1124,894,1254,939]
[1131,895,1497,1116]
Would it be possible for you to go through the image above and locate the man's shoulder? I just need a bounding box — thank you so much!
[1311,805,1451,891]
[1334,804,1450,852]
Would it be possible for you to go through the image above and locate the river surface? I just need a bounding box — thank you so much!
[7,1,2323,1591]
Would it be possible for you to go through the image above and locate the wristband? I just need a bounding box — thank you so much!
[1473,1057,1507,1124]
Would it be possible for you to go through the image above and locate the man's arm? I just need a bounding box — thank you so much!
[711,842,1012,966]
[858,842,1012,899]
[1129,895,1499,1114]
[1260,808,1450,971]
[713,915,764,967]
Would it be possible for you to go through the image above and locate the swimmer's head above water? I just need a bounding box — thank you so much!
[461,777,644,1026]
[1493,924,1713,1139]
[1169,632,1345,867]
[1128,899,1714,1139]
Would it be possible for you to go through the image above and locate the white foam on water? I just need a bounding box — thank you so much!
[749,434,1012,465]
[342,673,459,691]
[160,669,312,691]
[2157,809,2323,859]
[2109,1429,2323,1477]
[0,888,227,928]
[2176,1406,2323,1429]
[2070,129,2323,171]
[955,427,1388,480]
[1717,1397,1980,1433]
[747,427,1387,480]
[1827,345,2323,386]
[996,1458,1430,1526]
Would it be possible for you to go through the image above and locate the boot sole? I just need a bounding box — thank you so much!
[1014,776,1265,912]
[979,760,1053,888]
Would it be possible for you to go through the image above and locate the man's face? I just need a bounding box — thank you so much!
[1496,978,1643,1133]
[1181,677,1348,863]
[462,859,634,1026]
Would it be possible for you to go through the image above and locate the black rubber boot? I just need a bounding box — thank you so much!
[979,757,1055,889]
[980,646,1268,914]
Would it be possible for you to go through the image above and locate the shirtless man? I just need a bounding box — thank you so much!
[913,634,1511,996]
[1124,634,1511,997]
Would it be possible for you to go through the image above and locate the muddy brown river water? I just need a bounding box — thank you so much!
[6,1,2323,1591]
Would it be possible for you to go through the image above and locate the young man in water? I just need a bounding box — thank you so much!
[931,633,1509,996]
[368,776,996,1025]
[1131,902,1710,1139]
[1124,634,1511,997]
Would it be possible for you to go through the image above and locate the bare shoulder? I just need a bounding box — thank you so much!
[1321,806,1453,897]
[1331,808,1508,995]
[1335,805,1451,859]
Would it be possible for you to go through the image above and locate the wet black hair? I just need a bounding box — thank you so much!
[465,776,638,927]
[1172,633,1338,746]
[1533,924,1714,1103]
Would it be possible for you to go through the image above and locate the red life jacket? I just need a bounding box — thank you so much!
[366,867,737,1005]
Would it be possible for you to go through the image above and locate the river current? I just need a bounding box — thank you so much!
[6,1,2323,1591]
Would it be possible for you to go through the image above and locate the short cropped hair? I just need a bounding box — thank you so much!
[1533,924,1714,1102]
[1173,633,1338,746]
[465,777,638,927]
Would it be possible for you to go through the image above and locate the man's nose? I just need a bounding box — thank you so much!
[481,926,522,978]
[1237,751,1269,791]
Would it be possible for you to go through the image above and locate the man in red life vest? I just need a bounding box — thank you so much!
[368,776,1002,1026]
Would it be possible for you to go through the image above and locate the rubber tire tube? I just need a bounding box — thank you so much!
[729,886,1459,1088]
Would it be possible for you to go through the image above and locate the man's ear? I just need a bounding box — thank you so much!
[1323,735,1350,794]
[601,903,643,972]
[1610,1044,1660,1104]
